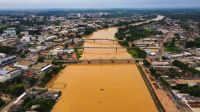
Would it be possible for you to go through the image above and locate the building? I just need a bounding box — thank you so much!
[14,60,36,70]
[0,38,19,46]
[49,48,74,56]
[30,63,53,74]
[0,53,6,59]
[28,29,40,35]
[45,36,57,42]
[0,55,16,67]
[2,28,17,38]
[0,66,21,83]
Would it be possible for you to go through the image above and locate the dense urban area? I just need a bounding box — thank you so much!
[0,9,200,112]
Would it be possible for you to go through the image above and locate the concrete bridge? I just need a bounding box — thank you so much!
[81,38,125,43]
[53,59,144,64]
[74,46,136,50]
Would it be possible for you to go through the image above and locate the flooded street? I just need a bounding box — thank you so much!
[48,16,164,112]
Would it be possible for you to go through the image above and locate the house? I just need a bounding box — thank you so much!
[0,55,16,67]
[14,60,36,70]
[0,66,21,83]
[0,38,19,46]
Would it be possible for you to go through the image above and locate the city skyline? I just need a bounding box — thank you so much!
[0,0,200,9]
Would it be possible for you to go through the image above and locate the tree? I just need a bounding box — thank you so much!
[143,60,151,68]
[20,53,26,58]
[168,68,181,78]
[172,60,188,72]
[27,77,37,86]
[149,67,160,79]
[0,46,17,55]
[115,26,159,42]
[149,67,156,74]
[41,70,53,84]
[119,41,129,47]
[173,84,200,97]
[22,99,55,112]
[186,38,200,48]
[8,84,25,96]
[0,98,5,107]
[135,47,147,58]
[84,27,96,35]
[172,60,200,76]
[159,77,170,87]
[37,56,45,63]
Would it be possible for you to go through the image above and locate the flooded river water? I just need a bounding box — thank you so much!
[49,16,164,112]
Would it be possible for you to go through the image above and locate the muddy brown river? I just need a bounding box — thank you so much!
[48,16,164,112]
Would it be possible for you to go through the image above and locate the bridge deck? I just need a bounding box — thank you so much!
[74,47,136,50]
[54,59,143,64]
[82,38,124,42]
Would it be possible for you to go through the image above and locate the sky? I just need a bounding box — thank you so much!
[0,0,200,9]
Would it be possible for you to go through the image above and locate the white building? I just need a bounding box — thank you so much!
[30,63,53,74]
[0,53,6,59]
[49,48,74,56]
[2,28,17,38]
[21,36,31,42]
[0,66,21,83]
[45,36,57,41]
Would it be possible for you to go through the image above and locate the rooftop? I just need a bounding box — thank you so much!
[0,66,17,75]
[31,63,51,70]
[15,60,35,67]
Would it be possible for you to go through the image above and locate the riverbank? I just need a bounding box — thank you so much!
[137,64,165,112]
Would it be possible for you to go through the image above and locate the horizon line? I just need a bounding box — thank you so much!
[0,7,200,10]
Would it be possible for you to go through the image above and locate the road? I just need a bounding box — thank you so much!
[0,98,17,112]
[160,30,173,58]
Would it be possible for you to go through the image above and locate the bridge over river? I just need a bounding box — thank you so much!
[53,58,144,64]
[49,16,165,112]
[81,38,125,42]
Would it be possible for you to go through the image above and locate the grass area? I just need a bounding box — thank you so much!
[74,48,83,59]
[165,46,181,54]
[74,42,84,59]
[127,48,147,59]
[127,49,139,58]
[0,23,7,28]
